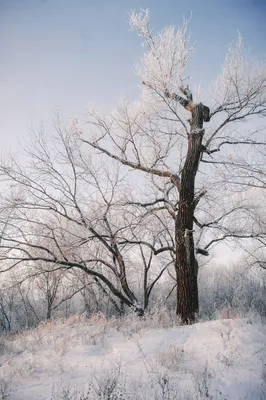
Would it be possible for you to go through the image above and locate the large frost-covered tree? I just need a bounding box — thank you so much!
[81,10,266,323]
[0,10,266,324]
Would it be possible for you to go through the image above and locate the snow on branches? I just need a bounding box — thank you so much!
[211,33,266,118]
[129,9,193,93]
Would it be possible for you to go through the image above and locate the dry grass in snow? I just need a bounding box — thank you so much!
[0,310,265,399]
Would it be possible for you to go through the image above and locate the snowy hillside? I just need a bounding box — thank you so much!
[0,313,266,399]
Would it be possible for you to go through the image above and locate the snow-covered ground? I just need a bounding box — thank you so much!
[0,312,266,399]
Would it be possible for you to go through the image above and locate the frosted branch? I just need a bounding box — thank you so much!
[129,9,193,92]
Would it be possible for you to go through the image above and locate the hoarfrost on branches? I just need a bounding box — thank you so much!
[129,9,193,92]
[211,33,266,117]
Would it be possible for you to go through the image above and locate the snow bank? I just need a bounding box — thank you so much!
[0,315,265,399]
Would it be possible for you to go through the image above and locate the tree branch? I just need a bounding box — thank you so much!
[81,138,174,179]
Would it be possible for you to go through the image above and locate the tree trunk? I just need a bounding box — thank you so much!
[174,101,209,323]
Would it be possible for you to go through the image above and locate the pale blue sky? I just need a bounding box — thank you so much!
[0,0,265,150]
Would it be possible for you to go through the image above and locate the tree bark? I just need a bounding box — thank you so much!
[175,129,203,323]
[168,91,210,323]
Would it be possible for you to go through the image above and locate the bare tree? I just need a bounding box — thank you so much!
[80,10,266,322]
[0,118,172,317]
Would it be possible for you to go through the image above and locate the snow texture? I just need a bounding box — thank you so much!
[0,315,266,399]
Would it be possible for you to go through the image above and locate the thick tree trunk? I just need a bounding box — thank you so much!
[173,99,209,324]
[175,130,203,323]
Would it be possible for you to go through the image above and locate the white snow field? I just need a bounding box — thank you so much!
[0,312,265,399]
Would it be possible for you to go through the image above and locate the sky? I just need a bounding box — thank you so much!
[0,0,266,151]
